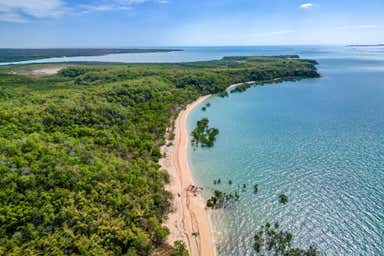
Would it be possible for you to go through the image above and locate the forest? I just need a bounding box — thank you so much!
[0,56,319,255]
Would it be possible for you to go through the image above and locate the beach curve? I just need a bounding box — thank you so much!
[161,95,214,256]
[160,81,256,256]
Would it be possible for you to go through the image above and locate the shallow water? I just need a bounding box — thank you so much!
[187,46,384,255]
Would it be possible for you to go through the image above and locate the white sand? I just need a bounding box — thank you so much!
[160,81,256,256]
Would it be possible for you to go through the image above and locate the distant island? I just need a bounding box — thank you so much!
[347,44,384,47]
[0,48,182,63]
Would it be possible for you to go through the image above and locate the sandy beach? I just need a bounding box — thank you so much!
[29,66,63,76]
[161,95,215,256]
[8,65,64,77]
[227,81,256,91]
[160,81,257,256]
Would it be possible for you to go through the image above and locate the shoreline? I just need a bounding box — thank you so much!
[160,81,257,256]
[226,81,256,91]
[161,95,214,256]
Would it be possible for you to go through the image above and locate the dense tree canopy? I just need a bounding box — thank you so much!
[0,56,318,255]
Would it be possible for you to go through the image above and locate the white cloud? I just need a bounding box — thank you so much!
[0,0,66,22]
[253,30,295,38]
[0,12,27,23]
[0,0,165,22]
[79,4,132,13]
[299,3,313,9]
[116,0,148,4]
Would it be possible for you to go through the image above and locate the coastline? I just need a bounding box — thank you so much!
[160,81,257,256]
[226,81,256,91]
[161,95,214,256]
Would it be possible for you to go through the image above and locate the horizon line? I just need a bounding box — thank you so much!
[0,43,378,49]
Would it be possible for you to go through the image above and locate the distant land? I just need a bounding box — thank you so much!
[347,44,384,47]
[0,48,182,63]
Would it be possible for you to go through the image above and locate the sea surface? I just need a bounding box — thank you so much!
[6,46,384,255]
[186,46,384,256]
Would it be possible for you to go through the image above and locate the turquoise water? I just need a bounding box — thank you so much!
[187,47,384,255]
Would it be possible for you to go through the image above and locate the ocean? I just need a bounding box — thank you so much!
[186,46,384,255]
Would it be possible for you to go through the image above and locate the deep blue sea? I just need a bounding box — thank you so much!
[6,46,384,255]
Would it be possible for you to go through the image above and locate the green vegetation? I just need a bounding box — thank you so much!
[218,91,229,97]
[0,48,182,63]
[152,241,188,256]
[254,222,318,255]
[201,102,211,112]
[213,179,221,185]
[0,56,318,255]
[279,194,289,204]
[254,184,259,194]
[169,241,189,256]
[206,190,225,209]
[191,118,219,148]
[206,189,241,209]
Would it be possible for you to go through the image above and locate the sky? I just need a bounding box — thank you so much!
[0,0,383,47]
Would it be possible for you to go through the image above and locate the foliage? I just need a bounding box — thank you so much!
[206,190,225,209]
[254,184,259,194]
[0,56,318,255]
[191,118,219,148]
[169,241,189,256]
[279,194,288,204]
[206,190,240,209]
[213,179,221,185]
[254,222,318,256]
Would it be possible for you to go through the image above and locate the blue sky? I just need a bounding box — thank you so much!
[0,0,383,47]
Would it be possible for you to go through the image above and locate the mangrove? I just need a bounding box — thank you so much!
[254,222,318,255]
[191,118,219,148]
